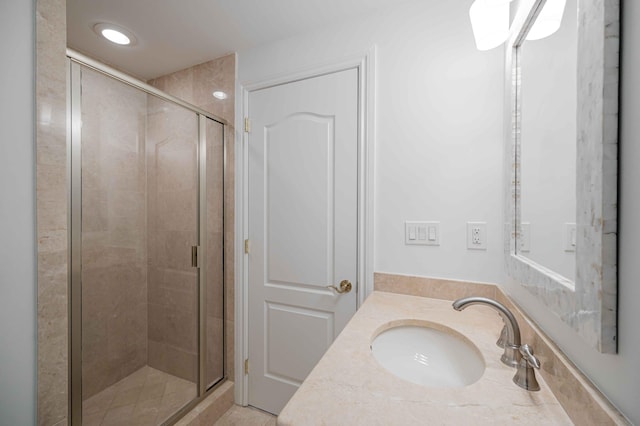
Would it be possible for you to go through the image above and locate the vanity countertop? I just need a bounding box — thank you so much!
[278,291,572,425]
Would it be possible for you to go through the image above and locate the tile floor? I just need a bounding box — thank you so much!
[82,365,197,426]
[214,405,277,426]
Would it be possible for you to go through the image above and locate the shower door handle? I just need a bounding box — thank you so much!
[191,246,200,268]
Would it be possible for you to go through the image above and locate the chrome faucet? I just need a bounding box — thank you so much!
[452,296,522,367]
[452,296,541,391]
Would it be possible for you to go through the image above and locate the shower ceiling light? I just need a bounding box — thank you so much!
[102,29,130,45]
[93,23,137,46]
[212,91,228,100]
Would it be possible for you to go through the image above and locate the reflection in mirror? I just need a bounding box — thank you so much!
[518,0,577,282]
[505,0,619,353]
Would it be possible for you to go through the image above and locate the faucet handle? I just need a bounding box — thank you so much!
[513,344,541,391]
[519,344,540,369]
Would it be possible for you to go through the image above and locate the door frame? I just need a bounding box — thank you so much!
[234,47,377,405]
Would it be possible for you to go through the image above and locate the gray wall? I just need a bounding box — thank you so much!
[0,0,37,425]
[503,1,640,423]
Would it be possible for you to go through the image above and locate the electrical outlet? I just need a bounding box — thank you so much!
[472,227,481,244]
[467,222,487,250]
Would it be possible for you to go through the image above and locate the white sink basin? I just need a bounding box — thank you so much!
[371,324,485,388]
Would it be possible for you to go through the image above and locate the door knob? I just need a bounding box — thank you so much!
[327,280,352,294]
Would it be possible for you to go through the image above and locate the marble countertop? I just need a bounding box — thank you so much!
[278,291,572,425]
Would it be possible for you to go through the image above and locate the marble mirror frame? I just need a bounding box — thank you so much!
[504,0,619,353]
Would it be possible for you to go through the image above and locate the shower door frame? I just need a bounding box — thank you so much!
[67,49,228,426]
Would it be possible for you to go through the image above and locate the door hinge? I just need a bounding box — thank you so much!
[244,239,250,254]
[244,117,251,133]
[191,245,200,268]
[244,359,249,375]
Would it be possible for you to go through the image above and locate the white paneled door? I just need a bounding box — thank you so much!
[247,68,359,414]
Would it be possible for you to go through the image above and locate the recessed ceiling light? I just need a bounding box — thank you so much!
[93,23,137,46]
[212,91,228,100]
[102,29,130,45]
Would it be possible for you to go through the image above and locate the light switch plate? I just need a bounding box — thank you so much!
[405,221,440,246]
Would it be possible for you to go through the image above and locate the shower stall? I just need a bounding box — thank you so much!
[68,51,226,425]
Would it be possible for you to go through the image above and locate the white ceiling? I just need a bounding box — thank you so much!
[67,0,414,80]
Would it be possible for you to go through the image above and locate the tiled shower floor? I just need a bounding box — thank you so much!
[82,366,197,426]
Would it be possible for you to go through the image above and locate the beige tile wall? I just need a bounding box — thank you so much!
[149,54,236,381]
[80,68,149,398]
[374,272,497,300]
[36,0,68,424]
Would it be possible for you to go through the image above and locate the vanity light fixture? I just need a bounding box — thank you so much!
[469,0,514,51]
[93,23,137,46]
[212,91,228,100]
[525,0,567,40]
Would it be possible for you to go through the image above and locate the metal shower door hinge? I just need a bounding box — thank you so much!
[244,117,251,133]
[244,359,249,375]
[244,239,250,254]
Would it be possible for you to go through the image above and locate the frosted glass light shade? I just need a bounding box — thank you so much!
[469,0,511,51]
[526,0,567,40]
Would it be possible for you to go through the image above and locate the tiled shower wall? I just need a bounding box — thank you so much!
[36,0,68,423]
[149,54,236,381]
[80,68,149,398]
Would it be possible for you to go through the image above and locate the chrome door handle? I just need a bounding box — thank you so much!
[327,280,352,294]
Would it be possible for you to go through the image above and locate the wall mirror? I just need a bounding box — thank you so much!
[504,0,619,353]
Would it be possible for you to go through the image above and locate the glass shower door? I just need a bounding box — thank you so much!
[74,63,201,425]
[145,91,200,423]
